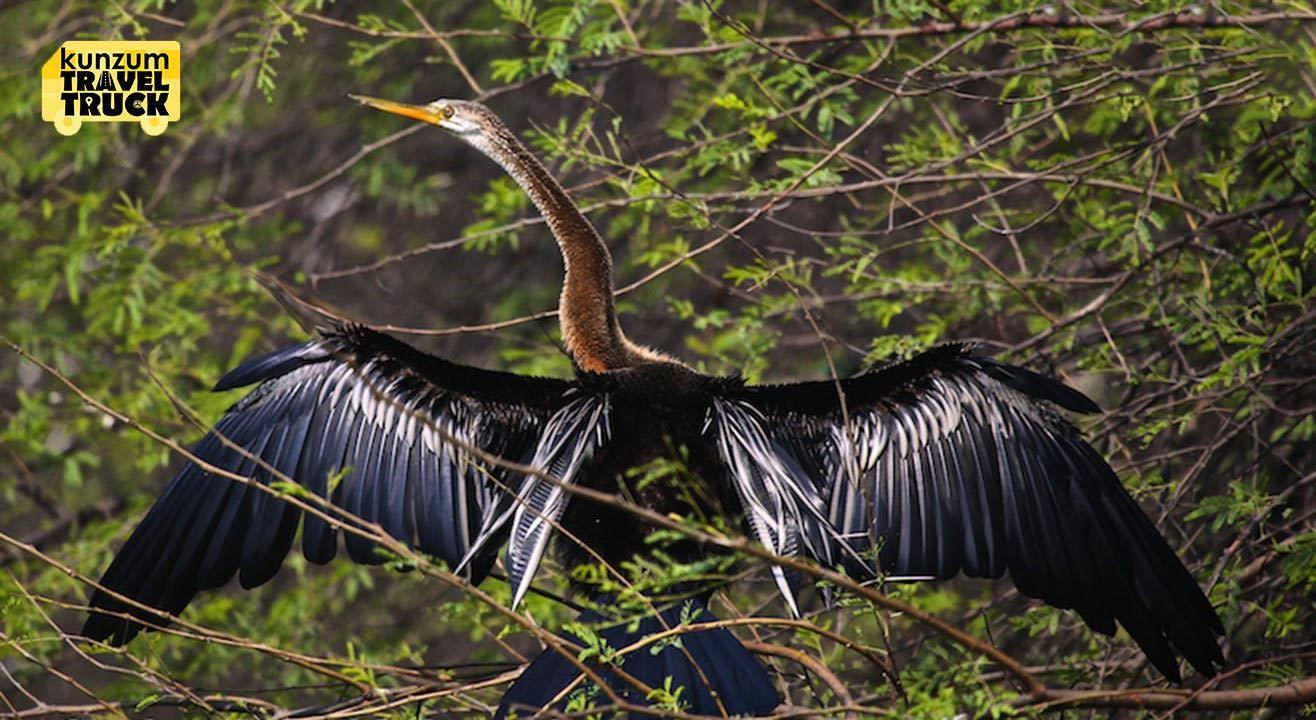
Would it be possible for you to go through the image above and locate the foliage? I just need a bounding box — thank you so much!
[2,1,1314,718]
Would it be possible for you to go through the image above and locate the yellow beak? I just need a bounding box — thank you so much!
[349,94,442,125]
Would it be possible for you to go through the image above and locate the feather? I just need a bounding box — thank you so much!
[505,393,609,609]
[713,344,1225,679]
[84,323,590,644]
[496,598,779,719]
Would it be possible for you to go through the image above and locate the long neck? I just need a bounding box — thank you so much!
[477,125,633,372]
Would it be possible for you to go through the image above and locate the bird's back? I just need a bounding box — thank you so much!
[558,362,741,597]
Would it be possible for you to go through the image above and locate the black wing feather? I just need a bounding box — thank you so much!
[84,323,592,645]
[712,343,1224,681]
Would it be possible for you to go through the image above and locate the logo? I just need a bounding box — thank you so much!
[42,41,180,136]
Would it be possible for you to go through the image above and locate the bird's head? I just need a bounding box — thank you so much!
[349,94,500,144]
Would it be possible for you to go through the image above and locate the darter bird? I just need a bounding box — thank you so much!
[83,96,1226,718]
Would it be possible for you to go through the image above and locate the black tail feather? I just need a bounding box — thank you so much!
[497,599,779,719]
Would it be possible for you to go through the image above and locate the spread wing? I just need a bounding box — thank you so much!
[84,324,608,644]
[708,343,1224,681]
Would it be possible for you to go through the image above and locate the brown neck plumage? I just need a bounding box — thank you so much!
[479,122,640,372]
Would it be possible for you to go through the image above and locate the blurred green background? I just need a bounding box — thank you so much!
[2,1,1314,717]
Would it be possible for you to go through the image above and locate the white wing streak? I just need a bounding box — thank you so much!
[709,345,1224,680]
[83,326,600,644]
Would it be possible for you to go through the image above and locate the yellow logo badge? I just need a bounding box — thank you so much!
[42,41,180,136]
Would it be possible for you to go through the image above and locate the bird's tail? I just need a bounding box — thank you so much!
[496,598,779,719]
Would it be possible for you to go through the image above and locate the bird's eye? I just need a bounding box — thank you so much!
[441,106,455,120]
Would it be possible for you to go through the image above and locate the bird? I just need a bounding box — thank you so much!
[82,95,1226,717]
